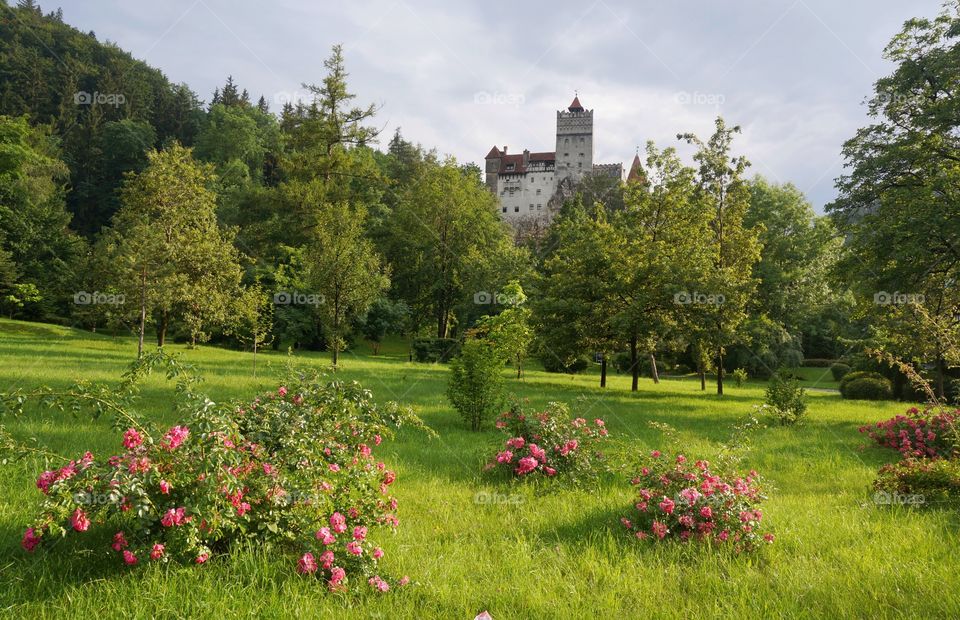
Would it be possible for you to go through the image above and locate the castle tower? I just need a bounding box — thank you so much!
[554,95,593,184]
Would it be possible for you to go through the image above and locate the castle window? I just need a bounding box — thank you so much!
[579,153,584,157]
[564,138,569,145]
[536,189,541,195]
[506,163,515,171]
[514,206,519,212]
[537,204,542,210]
[502,206,507,213]
[580,137,585,144]
[529,204,534,210]
[563,153,569,157]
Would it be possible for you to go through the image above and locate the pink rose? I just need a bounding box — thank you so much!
[122,550,138,565]
[353,526,367,541]
[71,508,90,532]
[122,428,143,450]
[346,541,363,556]
[330,512,347,534]
[297,552,318,574]
[21,527,41,552]
[150,543,165,560]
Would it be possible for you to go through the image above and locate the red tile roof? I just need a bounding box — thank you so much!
[568,95,584,111]
[485,145,502,159]
[495,151,555,175]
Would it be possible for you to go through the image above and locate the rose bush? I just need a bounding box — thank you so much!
[485,402,608,482]
[621,450,773,552]
[11,356,431,592]
[873,457,960,508]
[859,406,958,460]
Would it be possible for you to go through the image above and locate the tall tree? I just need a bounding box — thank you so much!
[385,157,515,338]
[305,200,389,366]
[0,115,83,317]
[100,143,243,356]
[679,119,762,395]
[828,2,960,396]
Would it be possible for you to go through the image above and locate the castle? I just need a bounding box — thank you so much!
[484,96,637,223]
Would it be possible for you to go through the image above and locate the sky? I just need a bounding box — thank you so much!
[52,0,946,212]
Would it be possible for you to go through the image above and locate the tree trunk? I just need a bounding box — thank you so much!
[716,347,724,395]
[253,338,258,378]
[436,306,448,339]
[600,356,607,388]
[630,335,639,392]
[516,354,522,379]
[137,267,147,359]
[699,364,706,391]
[156,311,168,347]
[650,353,660,384]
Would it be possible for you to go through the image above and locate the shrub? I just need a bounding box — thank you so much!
[830,362,852,381]
[873,457,960,508]
[621,451,773,551]
[447,337,506,431]
[840,372,893,400]
[858,407,958,459]
[732,368,748,387]
[15,365,431,592]
[411,337,460,363]
[779,348,804,369]
[485,402,608,482]
[764,372,808,425]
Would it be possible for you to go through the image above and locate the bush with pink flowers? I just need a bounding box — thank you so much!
[8,353,431,592]
[485,402,608,482]
[858,406,958,460]
[621,450,773,552]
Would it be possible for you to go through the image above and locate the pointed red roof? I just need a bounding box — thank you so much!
[627,154,645,183]
[568,95,584,112]
[485,145,502,159]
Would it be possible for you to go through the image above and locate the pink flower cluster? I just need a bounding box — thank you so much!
[859,407,957,460]
[161,425,190,451]
[487,403,608,480]
[623,450,773,552]
[20,380,412,594]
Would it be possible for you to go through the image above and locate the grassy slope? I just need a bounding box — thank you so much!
[0,318,956,619]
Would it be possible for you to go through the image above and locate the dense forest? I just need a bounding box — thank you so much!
[2,0,957,399]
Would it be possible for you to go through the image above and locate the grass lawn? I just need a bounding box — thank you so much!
[0,318,957,618]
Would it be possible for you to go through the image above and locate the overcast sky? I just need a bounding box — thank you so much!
[54,0,945,212]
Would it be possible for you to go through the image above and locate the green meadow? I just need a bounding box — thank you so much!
[0,319,956,619]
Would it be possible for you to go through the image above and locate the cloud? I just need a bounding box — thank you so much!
[55,0,945,211]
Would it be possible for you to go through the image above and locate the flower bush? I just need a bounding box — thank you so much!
[485,402,608,482]
[859,407,958,460]
[13,356,431,593]
[621,450,773,552]
[873,457,960,507]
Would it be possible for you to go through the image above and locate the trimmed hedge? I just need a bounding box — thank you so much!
[830,362,852,381]
[412,338,461,363]
[803,358,837,368]
[840,371,893,400]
